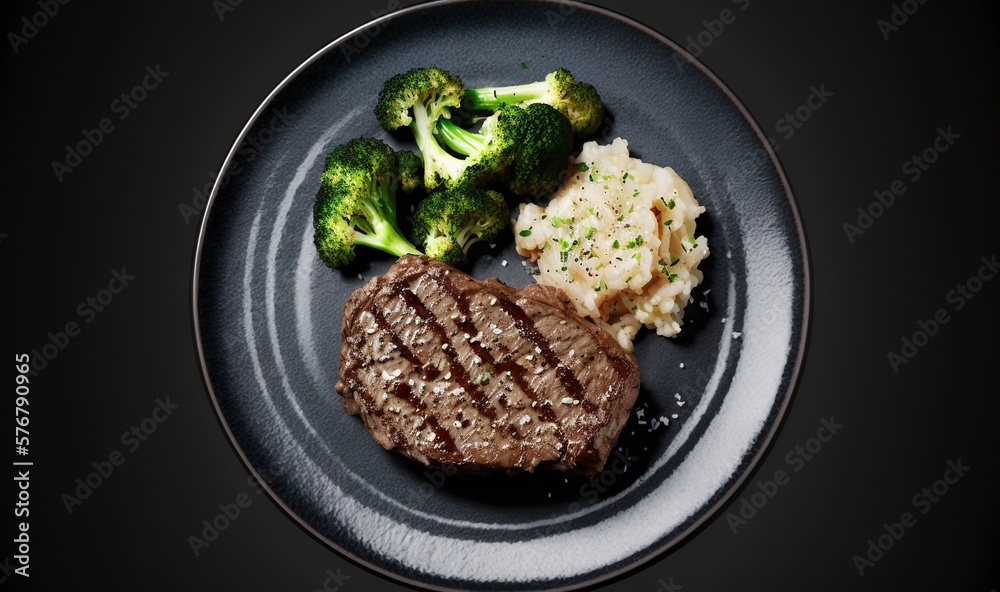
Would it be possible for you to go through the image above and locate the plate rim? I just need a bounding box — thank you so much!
[190,1,812,590]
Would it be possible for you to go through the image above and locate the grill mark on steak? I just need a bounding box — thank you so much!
[369,305,440,381]
[391,382,460,457]
[368,306,421,367]
[389,280,498,421]
[367,305,461,456]
[346,374,408,448]
[486,289,597,414]
[428,273,556,419]
[425,271,566,449]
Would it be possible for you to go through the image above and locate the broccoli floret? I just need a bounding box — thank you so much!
[464,68,604,138]
[434,103,528,186]
[439,103,573,196]
[507,103,574,196]
[412,185,509,266]
[313,137,422,269]
[396,150,423,193]
[375,67,495,190]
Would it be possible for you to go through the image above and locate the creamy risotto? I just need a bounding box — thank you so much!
[514,138,709,350]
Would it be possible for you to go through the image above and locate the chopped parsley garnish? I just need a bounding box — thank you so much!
[594,280,607,292]
[667,198,676,209]
[671,257,680,266]
[667,273,678,282]
[551,216,563,228]
[520,62,528,69]
[576,162,590,172]
[663,219,673,227]
[584,226,595,239]
[519,229,532,237]
[631,253,642,262]
[588,173,595,182]
[612,240,620,249]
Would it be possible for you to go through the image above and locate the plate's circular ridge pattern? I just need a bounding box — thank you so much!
[193,2,809,590]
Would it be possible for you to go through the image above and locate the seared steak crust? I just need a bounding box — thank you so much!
[335,255,640,476]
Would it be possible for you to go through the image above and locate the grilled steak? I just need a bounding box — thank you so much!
[335,255,640,476]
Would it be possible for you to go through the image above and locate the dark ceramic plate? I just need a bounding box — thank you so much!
[193,1,809,590]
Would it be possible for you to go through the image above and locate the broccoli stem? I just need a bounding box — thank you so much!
[436,119,486,157]
[351,184,421,257]
[465,81,549,110]
[411,106,467,183]
[353,228,421,257]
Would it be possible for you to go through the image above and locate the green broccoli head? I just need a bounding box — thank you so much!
[396,150,423,193]
[412,185,510,266]
[435,103,528,188]
[463,67,605,138]
[374,67,472,190]
[506,103,574,196]
[313,137,422,269]
[375,67,464,131]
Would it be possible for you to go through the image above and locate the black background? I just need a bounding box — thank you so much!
[3,0,998,590]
